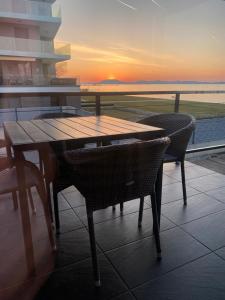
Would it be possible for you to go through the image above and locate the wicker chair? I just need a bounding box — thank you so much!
[34,112,84,232]
[64,137,170,287]
[138,113,195,205]
[0,158,55,249]
[0,138,38,212]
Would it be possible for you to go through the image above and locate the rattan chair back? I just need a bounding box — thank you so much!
[64,137,170,211]
[138,113,195,160]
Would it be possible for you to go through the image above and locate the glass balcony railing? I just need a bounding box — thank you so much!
[0,75,78,87]
[54,42,71,57]
[0,36,70,59]
[0,0,61,19]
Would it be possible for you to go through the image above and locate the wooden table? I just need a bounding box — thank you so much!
[3,115,164,274]
[4,115,163,150]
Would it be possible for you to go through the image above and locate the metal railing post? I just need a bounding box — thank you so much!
[95,95,101,116]
[174,93,180,113]
[192,129,196,144]
[15,108,18,121]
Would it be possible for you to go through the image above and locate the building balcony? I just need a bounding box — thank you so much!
[0,0,61,38]
[0,37,70,62]
[0,0,61,18]
[0,75,78,87]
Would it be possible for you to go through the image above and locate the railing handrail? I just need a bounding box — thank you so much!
[0,88,225,153]
[1,89,225,97]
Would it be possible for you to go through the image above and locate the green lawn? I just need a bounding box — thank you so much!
[82,95,225,120]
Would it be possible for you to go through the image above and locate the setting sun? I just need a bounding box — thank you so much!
[108,75,116,80]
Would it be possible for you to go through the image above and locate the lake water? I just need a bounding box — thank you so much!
[81,83,225,104]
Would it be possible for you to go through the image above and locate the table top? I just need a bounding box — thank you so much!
[3,115,163,148]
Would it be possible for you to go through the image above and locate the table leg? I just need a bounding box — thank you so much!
[14,150,36,276]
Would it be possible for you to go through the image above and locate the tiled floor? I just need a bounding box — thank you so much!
[2,161,225,299]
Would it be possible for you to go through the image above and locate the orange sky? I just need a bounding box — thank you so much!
[56,0,225,83]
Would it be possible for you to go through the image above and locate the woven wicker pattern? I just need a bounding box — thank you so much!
[64,137,170,211]
[138,113,195,160]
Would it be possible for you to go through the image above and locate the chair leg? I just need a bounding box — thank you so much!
[46,180,54,223]
[37,184,56,251]
[138,196,144,228]
[27,188,36,214]
[181,160,187,205]
[120,202,124,213]
[112,205,116,211]
[151,191,161,259]
[12,191,18,210]
[39,151,43,174]
[53,184,60,234]
[87,210,101,287]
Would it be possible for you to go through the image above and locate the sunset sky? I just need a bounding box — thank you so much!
[55,0,225,83]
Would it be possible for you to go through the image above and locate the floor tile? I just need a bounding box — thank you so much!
[162,193,225,225]
[215,246,225,260]
[187,173,225,192]
[58,193,71,211]
[182,210,225,250]
[74,199,150,226]
[55,228,101,268]
[95,209,175,251]
[133,253,225,300]
[163,161,194,172]
[35,255,127,300]
[59,209,84,233]
[63,189,85,208]
[206,186,225,203]
[61,185,77,195]
[162,174,178,186]
[106,227,209,288]
[161,182,200,204]
[165,164,214,181]
[112,292,135,300]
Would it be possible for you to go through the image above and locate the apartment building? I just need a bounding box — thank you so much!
[0,0,80,109]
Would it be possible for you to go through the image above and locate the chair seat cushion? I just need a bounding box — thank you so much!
[164,153,178,163]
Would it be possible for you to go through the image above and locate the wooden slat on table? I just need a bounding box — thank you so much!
[31,119,72,140]
[18,121,54,142]
[86,116,145,133]
[67,117,119,135]
[88,116,142,132]
[4,121,33,145]
[102,115,162,131]
[43,119,91,139]
[57,118,105,137]
[79,116,135,134]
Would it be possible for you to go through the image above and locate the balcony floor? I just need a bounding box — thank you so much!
[1,161,225,299]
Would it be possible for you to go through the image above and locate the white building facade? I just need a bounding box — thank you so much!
[0,0,80,109]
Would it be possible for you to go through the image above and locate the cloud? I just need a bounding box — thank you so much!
[56,40,183,69]
[108,44,148,55]
[116,0,137,11]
